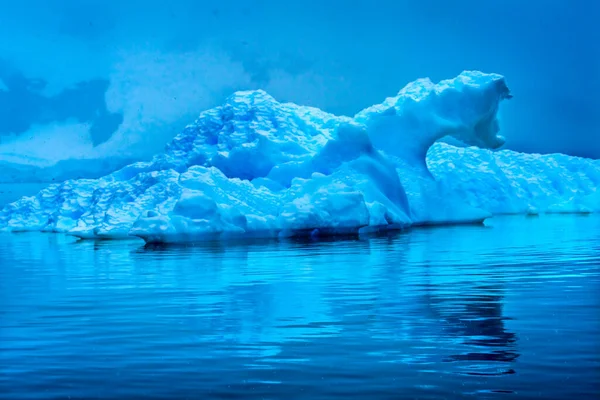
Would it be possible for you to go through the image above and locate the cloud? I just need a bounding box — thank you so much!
[0,69,121,147]
[0,121,93,165]
[92,46,254,159]
[0,45,255,166]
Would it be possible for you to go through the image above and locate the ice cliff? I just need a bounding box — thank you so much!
[1,71,598,242]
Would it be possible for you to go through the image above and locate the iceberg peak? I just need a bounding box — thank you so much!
[356,71,511,168]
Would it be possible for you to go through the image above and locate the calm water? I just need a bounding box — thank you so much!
[0,215,599,399]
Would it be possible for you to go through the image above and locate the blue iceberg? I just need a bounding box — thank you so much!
[1,71,598,242]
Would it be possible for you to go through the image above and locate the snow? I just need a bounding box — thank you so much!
[1,71,598,243]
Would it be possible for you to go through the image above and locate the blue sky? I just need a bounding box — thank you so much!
[0,0,597,164]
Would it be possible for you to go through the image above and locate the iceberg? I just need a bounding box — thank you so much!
[1,71,598,243]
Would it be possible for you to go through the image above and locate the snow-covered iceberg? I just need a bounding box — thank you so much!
[1,71,598,242]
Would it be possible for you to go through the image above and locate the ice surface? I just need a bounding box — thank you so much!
[1,71,598,242]
[427,143,600,215]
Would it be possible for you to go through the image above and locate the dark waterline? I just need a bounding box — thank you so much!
[1,215,599,399]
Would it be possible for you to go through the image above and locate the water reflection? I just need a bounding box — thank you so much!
[0,215,599,399]
[433,285,518,367]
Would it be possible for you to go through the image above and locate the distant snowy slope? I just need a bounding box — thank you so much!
[0,156,136,183]
[1,71,597,242]
[0,161,41,183]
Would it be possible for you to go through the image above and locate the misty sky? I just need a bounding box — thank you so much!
[0,0,598,165]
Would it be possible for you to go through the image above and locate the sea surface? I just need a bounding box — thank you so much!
[0,214,599,399]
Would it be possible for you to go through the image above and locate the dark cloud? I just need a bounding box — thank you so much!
[0,60,122,146]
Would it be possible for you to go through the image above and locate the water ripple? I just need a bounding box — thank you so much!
[0,215,599,399]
